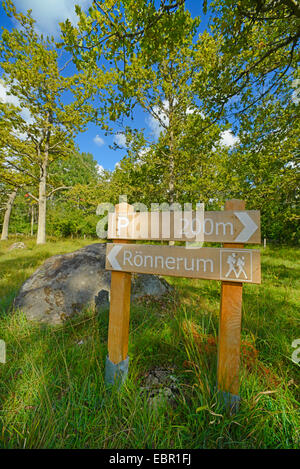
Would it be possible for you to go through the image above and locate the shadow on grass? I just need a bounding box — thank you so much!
[0,253,53,270]
[261,260,300,281]
[0,253,56,314]
[262,246,300,263]
[0,309,114,448]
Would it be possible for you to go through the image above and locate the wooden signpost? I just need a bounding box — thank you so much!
[217,199,246,412]
[106,244,261,283]
[108,209,260,243]
[105,200,261,412]
[105,203,133,385]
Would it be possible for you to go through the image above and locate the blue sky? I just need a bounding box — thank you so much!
[0,1,237,171]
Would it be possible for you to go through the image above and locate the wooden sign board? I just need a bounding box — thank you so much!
[108,210,260,244]
[106,244,261,284]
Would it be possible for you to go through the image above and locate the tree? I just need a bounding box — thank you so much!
[61,0,298,243]
[62,1,213,127]
[63,0,300,130]
[203,0,300,119]
[0,105,31,240]
[109,116,231,209]
[0,1,99,243]
[1,185,19,240]
[62,1,232,208]
[46,150,105,238]
[227,95,299,242]
[49,151,100,188]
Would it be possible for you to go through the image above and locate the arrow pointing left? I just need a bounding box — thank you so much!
[107,245,123,270]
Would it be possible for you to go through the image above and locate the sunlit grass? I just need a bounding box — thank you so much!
[0,239,299,448]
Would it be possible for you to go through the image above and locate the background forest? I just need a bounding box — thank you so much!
[0,0,299,244]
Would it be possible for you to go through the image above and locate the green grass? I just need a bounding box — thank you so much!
[0,237,299,448]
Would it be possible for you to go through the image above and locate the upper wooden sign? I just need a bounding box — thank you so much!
[108,210,261,244]
[106,244,261,284]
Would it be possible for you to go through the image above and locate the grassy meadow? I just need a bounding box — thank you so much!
[0,237,299,449]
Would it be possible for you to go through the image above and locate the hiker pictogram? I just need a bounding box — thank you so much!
[225,253,248,279]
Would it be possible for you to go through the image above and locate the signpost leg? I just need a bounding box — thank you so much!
[105,203,133,387]
[217,199,245,413]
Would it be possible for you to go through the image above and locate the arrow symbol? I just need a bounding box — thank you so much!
[234,212,258,242]
[107,245,123,270]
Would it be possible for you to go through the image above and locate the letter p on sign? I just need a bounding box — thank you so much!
[117,216,129,234]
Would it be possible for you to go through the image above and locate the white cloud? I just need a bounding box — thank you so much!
[137,147,151,164]
[186,108,205,119]
[0,81,34,131]
[19,107,34,124]
[96,164,104,175]
[93,135,105,147]
[220,130,240,147]
[13,0,92,36]
[285,161,298,169]
[147,100,170,139]
[139,147,150,158]
[115,162,121,169]
[114,133,127,148]
[186,108,195,115]
[147,101,205,140]
[0,82,19,107]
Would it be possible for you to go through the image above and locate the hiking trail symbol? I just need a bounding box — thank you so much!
[225,253,248,279]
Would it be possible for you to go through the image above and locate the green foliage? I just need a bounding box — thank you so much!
[62,1,233,207]
[49,152,99,188]
[0,1,100,243]
[208,0,300,117]
[227,95,299,243]
[0,1,298,242]
[47,204,99,238]
[5,192,31,235]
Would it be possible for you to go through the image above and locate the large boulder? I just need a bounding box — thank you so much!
[14,243,170,325]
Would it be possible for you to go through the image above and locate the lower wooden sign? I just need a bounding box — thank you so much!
[106,243,261,284]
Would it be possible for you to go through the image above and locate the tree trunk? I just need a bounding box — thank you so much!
[1,188,18,241]
[169,150,175,205]
[31,205,35,237]
[36,160,47,244]
[36,116,51,245]
[168,115,175,206]
[168,106,175,246]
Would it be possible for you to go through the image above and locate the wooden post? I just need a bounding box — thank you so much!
[105,202,134,386]
[217,199,245,413]
[0,339,5,364]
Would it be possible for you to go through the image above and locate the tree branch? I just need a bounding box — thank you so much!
[47,186,71,198]
[284,0,300,18]
[27,192,39,202]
